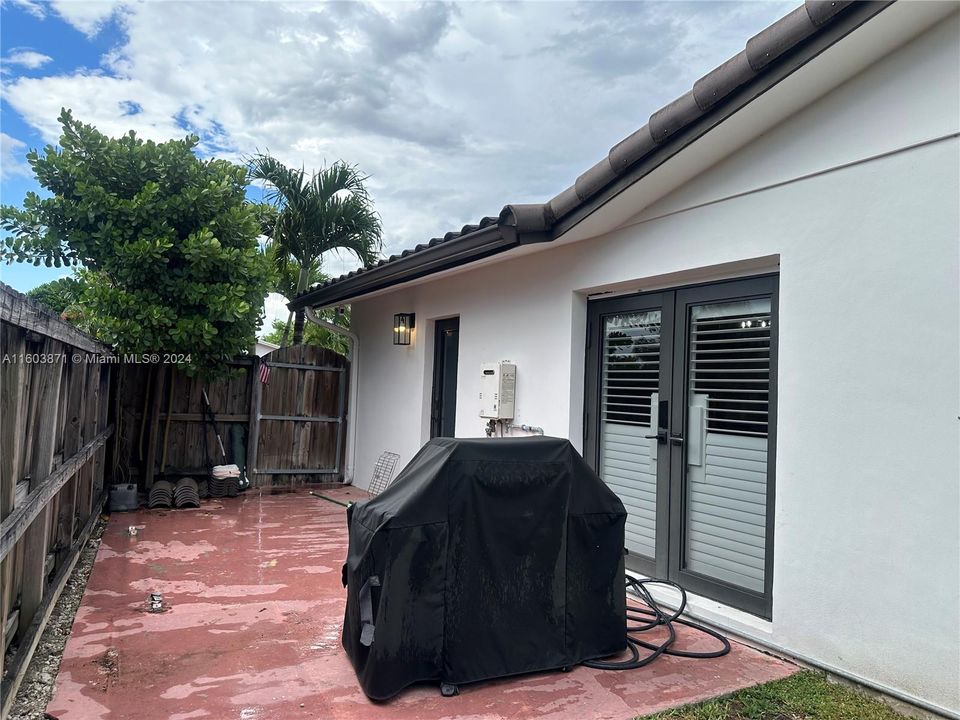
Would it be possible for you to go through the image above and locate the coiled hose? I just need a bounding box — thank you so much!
[583,576,731,670]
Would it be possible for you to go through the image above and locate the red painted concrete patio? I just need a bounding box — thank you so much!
[47,487,796,720]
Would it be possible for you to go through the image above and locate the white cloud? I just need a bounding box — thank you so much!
[5,72,191,144]
[1,133,32,180]
[2,0,795,280]
[261,292,291,339]
[3,49,53,69]
[49,0,125,36]
[6,0,46,20]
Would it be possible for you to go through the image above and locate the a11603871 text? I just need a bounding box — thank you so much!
[1,352,192,365]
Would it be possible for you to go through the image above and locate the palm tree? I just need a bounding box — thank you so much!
[249,154,382,344]
[267,243,326,347]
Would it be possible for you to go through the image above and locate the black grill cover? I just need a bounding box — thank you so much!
[342,436,627,700]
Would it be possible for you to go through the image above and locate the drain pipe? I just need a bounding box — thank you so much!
[305,306,358,485]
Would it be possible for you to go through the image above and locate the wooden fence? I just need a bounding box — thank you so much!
[116,344,349,489]
[0,281,347,713]
[0,283,115,715]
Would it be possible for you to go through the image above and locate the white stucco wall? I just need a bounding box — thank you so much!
[348,12,960,713]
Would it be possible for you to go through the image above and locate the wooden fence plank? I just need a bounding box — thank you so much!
[0,282,109,355]
[0,425,113,562]
[143,367,166,489]
[92,368,111,503]
[89,367,107,512]
[0,326,26,679]
[0,496,104,718]
[1,325,28,509]
[17,344,64,641]
[53,360,87,568]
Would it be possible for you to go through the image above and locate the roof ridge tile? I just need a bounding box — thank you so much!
[693,51,755,112]
[649,90,703,144]
[608,124,657,174]
[805,0,853,27]
[746,5,818,72]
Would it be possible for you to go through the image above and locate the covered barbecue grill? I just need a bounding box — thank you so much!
[342,436,627,700]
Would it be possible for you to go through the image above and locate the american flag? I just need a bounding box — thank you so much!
[258,359,271,385]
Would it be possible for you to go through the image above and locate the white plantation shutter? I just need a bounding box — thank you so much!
[685,301,771,593]
[599,311,660,560]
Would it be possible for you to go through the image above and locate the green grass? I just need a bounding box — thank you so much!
[643,671,908,720]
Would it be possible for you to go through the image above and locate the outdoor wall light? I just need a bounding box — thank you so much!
[393,313,415,345]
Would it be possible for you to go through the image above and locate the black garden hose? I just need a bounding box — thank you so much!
[583,576,731,671]
[309,491,352,508]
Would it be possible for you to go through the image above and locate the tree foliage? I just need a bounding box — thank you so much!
[264,242,326,347]
[266,241,325,305]
[1,110,272,376]
[26,274,86,316]
[249,153,381,344]
[262,306,351,357]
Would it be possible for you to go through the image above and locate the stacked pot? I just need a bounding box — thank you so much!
[173,477,201,508]
[147,478,203,508]
[210,464,241,498]
[147,480,175,509]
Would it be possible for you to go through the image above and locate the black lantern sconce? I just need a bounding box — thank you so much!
[393,313,415,345]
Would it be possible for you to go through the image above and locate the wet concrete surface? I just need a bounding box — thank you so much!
[47,487,797,719]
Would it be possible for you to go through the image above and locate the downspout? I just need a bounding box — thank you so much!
[305,306,359,485]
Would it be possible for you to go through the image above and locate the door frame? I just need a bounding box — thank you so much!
[584,274,778,618]
[668,275,778,619]
[584,291,673,580]
[430,317,460,438]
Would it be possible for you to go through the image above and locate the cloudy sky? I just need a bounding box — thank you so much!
[0,0,793,327]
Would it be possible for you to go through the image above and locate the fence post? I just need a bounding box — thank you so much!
[246,358,262,487]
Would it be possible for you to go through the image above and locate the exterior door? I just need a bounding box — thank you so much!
[585,275,777,617]
[431,318,460,438]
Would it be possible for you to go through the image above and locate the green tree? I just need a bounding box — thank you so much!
[2,110,272,377]
[250,201,279,240]
[262,306,351,356]
[249,154,381,344]
[26,274,86,317]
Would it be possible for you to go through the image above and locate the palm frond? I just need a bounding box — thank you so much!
[310,161,371,206]
[247,153,308,209]
[251,153,383,290]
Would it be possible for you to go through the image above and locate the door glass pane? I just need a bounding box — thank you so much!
[432,320,459,438]
[599,310,661,560]
[685,298,771,593]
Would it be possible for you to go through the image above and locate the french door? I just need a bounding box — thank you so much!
[585,275,777,618]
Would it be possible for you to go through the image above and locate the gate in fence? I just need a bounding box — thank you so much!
[249,345,349,487]
[118,344,349,490]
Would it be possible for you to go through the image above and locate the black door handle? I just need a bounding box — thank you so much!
[644,429,668,444]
